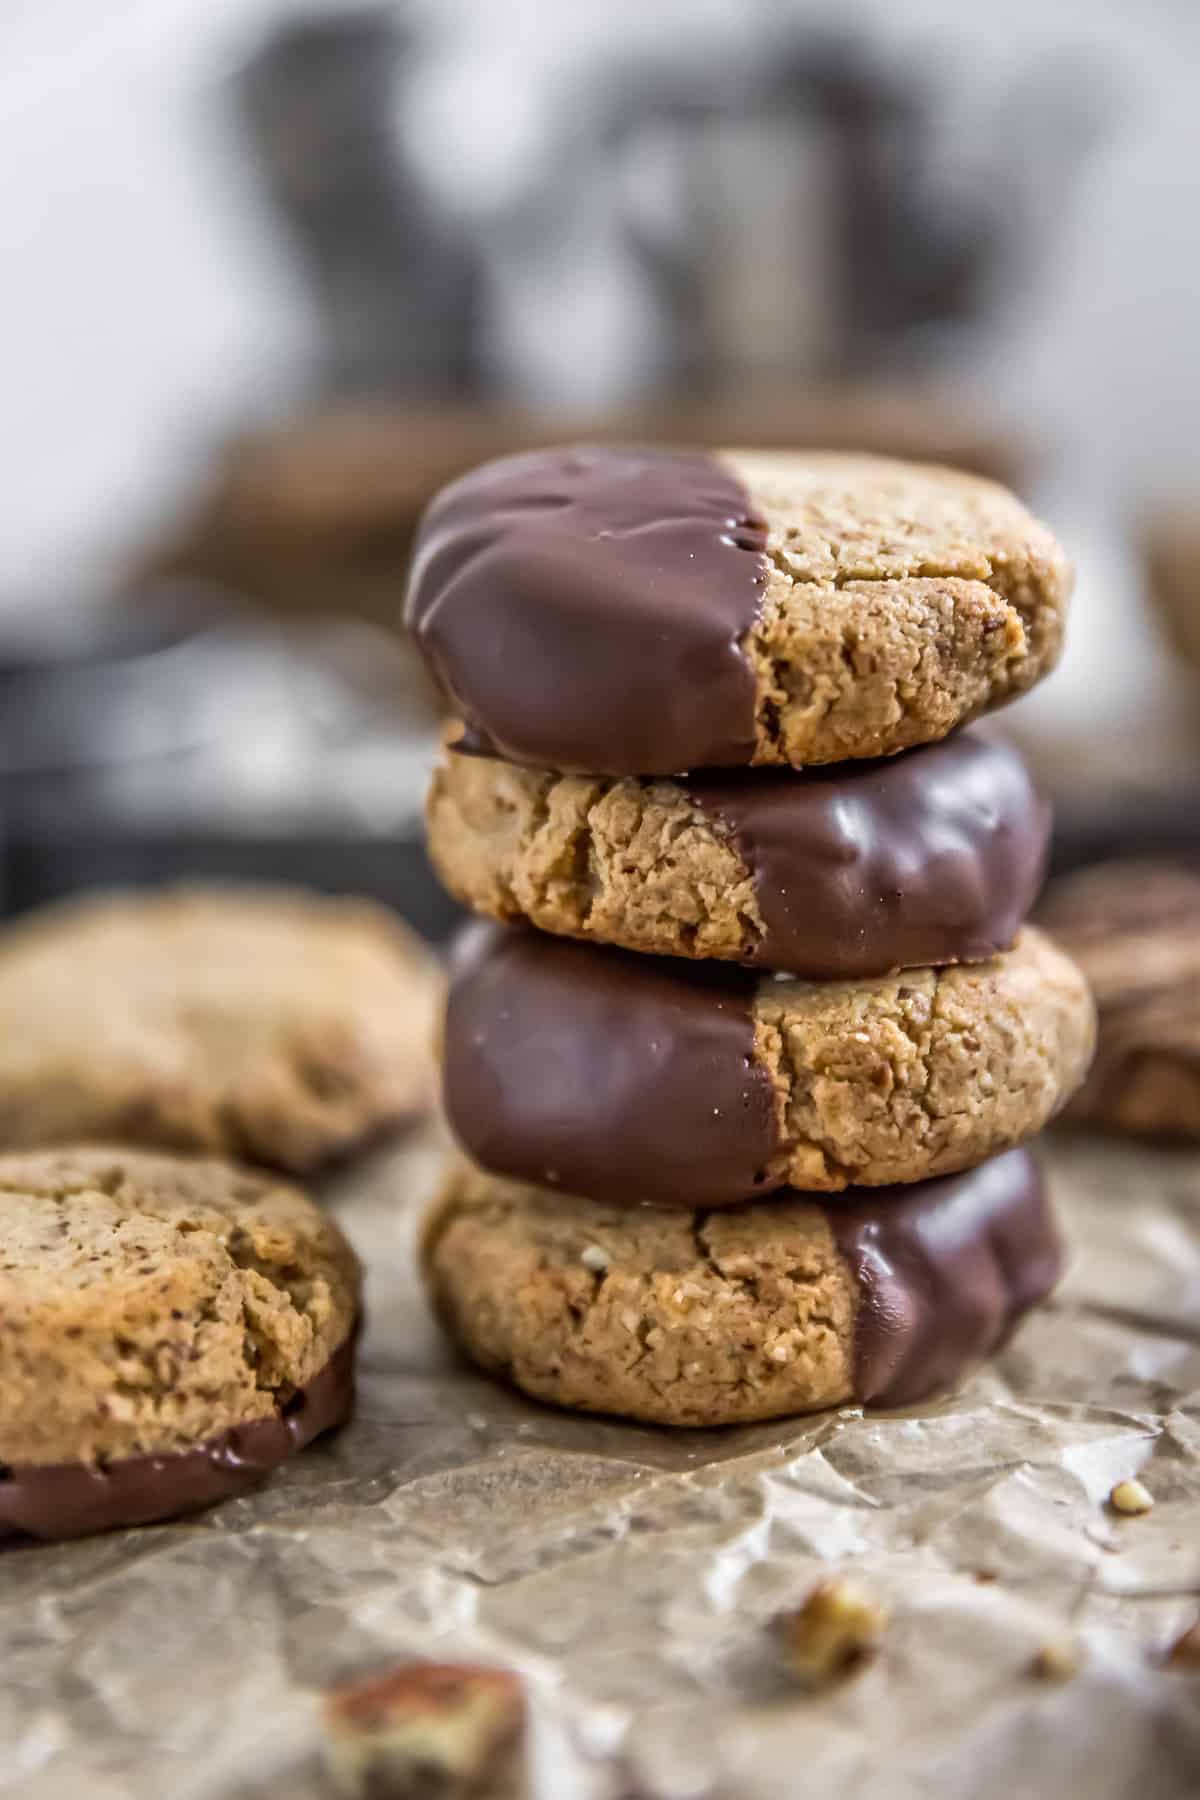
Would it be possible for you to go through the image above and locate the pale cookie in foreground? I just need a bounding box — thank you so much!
[429,725,1049,978]
[1038,859,1200,1138]
[444,923,1095,1204]
[423,1150,1061,1425]
[405,446,1071,775]
[0,887,440,1171]
[0,1145,361,1540]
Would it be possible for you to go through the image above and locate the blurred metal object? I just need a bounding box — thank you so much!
[236,7,483,398]
[701,31,1112,374]
[797,36,997,368]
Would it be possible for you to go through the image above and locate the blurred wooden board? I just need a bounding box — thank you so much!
[134,384,1028,630]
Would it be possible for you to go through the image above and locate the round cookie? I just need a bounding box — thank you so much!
[443,923,1095,1205]
[405,446,1071,776]
[0,1145,361,1539]
[423,1149,1061,1426]
[0,887,440,1172]
[1038,859,1200,1138]
[428,726,1049,979]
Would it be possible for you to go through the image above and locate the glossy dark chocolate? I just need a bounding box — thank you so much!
[0,1332,356,1543]
[826,1149,1060,1406]
[405,446,767,775]
[687,727,1050,977]
[444,923,779,1208]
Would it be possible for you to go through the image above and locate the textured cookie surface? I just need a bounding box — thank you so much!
[423,1150,1060,1426]
[428,726,1049,978]
[444,924,1095,1205]
[0,887,440,1171]
[0,1145,360,1483]
[406,446,1070,775]
[1038,860,1200,1138]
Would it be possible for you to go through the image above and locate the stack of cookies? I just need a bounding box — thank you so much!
[408,447,1097,1426]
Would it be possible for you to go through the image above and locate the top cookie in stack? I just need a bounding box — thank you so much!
[407,448,1096,1426]
[409,447,1068,778]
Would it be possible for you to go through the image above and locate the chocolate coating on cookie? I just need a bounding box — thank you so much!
[686,728,1049,976]
[405,445,767,774]
[0,1334,355,1542]
[827,1150,1060,1406]
[444,924,778,1208]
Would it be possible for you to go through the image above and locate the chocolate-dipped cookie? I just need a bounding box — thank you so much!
[442,923,1095,1205]
[405,447,1070,776]
[428,726,1049,979]
[422,1149,1061,1426]
[0,1146,360,1541]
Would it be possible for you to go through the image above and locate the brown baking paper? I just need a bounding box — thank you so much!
[3,1128,1199,1799]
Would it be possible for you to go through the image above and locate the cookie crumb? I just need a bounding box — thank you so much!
[1029,1635,1081,1682]
[776,1577,890,1687]
[1109,1479,1154,1516]
[322,1660,525,1798]
[580,1244,611,1274]
[1164,1617,1200,1670]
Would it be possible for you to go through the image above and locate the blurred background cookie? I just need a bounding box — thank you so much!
[0,887,440,1171]
[1039,859,1200,1139]
[1144,506,1200,679]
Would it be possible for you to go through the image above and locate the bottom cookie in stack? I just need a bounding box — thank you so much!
[423,1149,1060,1428]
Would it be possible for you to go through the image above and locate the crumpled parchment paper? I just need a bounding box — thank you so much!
[3,1129,1199,1800]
